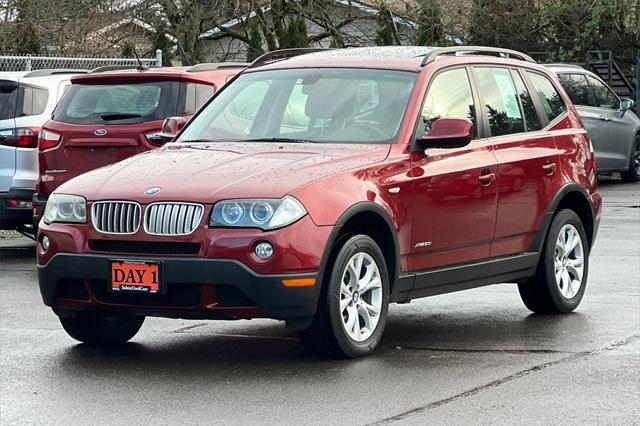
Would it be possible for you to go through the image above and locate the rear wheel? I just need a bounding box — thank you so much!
[59,311,145,345]
[518,209,589,313]
[300,235,389,358]
[620,135,640,182]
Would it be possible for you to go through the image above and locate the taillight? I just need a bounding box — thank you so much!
[0,127,40,148]
[6,198,32,208]
[39,130,62,151]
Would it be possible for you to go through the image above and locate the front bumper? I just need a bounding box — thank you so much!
[39,253,319,320]
[0,188,34,229]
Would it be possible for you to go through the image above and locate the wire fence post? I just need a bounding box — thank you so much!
[155,49,163,66]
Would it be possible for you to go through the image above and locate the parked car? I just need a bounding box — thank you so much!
[548,64,640,182]
[1,70,85,232]
[33,63,246,227]
[37,46,601,358]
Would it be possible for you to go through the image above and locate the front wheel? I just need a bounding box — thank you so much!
[300,235,389,358]
[518,209,589,313]
[620,135,640,182]
[59,311,145,345]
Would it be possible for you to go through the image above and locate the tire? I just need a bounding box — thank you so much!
[620,134,640,183]
[59,311,145,345]
[518,209,589,314]
[299,235,390,358]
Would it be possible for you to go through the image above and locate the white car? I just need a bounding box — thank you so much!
[0,70,84,233]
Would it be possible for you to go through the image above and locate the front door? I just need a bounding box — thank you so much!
[409,67,498,273]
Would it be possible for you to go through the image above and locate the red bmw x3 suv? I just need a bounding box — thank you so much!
[37,47,601,358]
[33,63,246,226]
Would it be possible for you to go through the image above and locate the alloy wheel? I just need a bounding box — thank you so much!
[553,224,585,299]
[339,252,383,342]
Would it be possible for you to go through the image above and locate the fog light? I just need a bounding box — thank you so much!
[255,242,274,259]
[41,235,50,252]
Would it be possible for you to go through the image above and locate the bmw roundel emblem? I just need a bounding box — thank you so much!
[94,129,107,136]
[145,187,160,195]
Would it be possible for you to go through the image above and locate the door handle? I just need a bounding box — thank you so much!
[597,115,611,122]
[542,162,557,175]
[478,170,496,186]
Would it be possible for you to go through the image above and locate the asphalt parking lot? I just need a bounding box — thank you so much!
[1,179,638,425]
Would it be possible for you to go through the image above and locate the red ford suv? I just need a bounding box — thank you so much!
[33,63,246,226]
[37,47,601,358]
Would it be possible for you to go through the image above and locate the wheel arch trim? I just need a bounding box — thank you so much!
[529,183,596,253]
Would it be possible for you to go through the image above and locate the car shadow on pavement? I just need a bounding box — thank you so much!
[52,309,587,380]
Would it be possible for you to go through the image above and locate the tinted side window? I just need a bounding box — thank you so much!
[474,67,524,137]
[557,74,595,106]
[512,70,542,131]
[421,68,476,135]
[0,80,18,119]
[182,83,215,115]
[587,76,620,109]
[32,87,48,114]
[526,72,567,122]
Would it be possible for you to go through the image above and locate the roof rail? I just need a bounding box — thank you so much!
[186,62,249,72]
[250,48,330,68]
[421,46,535,66]
[23,69,88,77]
[89,65,158,74]
[544,63,586,69]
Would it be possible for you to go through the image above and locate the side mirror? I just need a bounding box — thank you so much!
[620,98,634,112]
[159,116,188,143]
[416,118,474,150]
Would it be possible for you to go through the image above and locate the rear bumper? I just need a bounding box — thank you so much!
[0,188,34,229]
[38,253,319,321]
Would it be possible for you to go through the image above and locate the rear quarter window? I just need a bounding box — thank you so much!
[0,80,18,120]
[526,71,567,122]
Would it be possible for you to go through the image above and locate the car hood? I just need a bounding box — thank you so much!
[57,142,391,202]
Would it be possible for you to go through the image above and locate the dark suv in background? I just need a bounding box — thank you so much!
[548,64,640,182]
[33,63,246,225]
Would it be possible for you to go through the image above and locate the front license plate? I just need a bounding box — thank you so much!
[110,260,161,293]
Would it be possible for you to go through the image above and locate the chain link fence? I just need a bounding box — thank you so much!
[0,49,163,72]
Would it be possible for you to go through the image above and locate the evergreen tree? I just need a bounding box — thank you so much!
[246,23,264,62]
[121,42,135,58]
[281,18,309,49]
[151,21,175,66]
[375,7,395,46]
[414,0,445,46]
[11,0,40,55]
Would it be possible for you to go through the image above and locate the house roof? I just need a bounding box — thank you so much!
[89,17,177,44]
[198,0,417,40]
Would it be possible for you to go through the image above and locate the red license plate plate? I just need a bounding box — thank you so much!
[110,260,161,293]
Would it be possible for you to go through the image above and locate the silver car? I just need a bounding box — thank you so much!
[0,70,83,232]
[548,64,640,182]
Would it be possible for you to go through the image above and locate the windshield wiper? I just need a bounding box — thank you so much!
[100,113,142,121]
[240,137,315,144]
[177,139,220,143]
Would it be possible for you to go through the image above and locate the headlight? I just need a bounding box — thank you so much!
[211,196,306,230]
[43,194,86,224]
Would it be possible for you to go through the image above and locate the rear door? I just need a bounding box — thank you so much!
[40,79,182,197]
[474,66,561,257]
[0,79,18,192]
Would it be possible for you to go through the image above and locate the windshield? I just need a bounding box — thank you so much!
[177,68,417,144]
[52,81,181,125]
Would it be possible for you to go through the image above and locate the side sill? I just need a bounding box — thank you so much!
[402,252,539,300]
